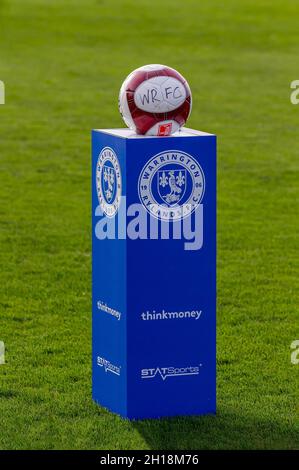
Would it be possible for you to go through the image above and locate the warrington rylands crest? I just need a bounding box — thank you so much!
[96,147,122,217]
[158,169,186,205]
[103,163,116,203]
[139,150,205,221]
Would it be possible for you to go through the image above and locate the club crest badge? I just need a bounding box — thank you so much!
[96,147,122,217]
[138,150,205,221]
[158,168,187,205]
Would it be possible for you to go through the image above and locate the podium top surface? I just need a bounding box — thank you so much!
[92,127,215,139]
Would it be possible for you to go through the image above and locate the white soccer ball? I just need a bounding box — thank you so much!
[119,64,192,136]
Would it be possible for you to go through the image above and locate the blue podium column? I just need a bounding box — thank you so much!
[92,128,216,420]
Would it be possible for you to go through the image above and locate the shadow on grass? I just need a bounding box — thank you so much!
[133,408,297,450]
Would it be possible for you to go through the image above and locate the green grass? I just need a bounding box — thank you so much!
[0,0,299,450]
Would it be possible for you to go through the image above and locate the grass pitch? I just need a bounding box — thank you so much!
[0,0,298,450]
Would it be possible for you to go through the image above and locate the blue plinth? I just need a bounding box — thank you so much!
[92,128,216,420]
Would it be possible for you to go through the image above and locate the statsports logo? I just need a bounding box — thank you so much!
[138,150,205,221]
[97,356,121,376]
[141,364,201,381]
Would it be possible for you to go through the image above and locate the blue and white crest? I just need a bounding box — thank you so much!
[138,150,205,221]
[102,163,116,203]
[158,168,187,206]
[96,147,122,217]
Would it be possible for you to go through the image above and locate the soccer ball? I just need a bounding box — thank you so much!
[118,64,192,136]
